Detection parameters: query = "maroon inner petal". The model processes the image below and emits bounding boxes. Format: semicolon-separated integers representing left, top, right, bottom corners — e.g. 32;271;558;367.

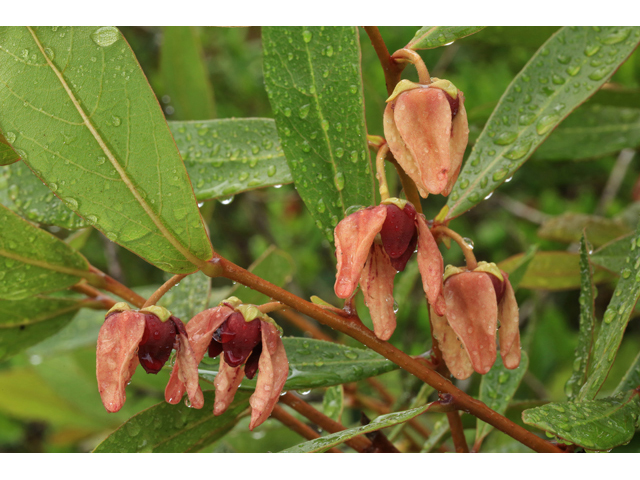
208;339;223;359
244;343;262;380
138;314;177;374
488;273;506;304
220;313;262;368
389;229;418;272
444;92;460;118
380;204;417;259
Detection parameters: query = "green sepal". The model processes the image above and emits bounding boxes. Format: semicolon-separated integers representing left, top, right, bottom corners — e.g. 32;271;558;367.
381;197;409;210
105;302;132;317
473;261;504;281
386;79;422;103
428;77;458;99
139;305;172;322
443;265;466;282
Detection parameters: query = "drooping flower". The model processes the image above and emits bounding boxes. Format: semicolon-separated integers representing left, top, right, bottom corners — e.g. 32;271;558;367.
431;262;521;380
96;303;200;413
384;79;469;197
165;297;288;430
334;198;444;340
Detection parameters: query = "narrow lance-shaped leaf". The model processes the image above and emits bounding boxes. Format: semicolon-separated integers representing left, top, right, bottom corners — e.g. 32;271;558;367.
0;131;20;166
322;385;344;422
578;221;640;400
0;27;213;273
263;26;375;242
94;391;250;453
198;338;399;391
565;235;597;401
614;351;640;395
505;244;538;293
169;119;291;201
446;27;640;220
590;233;633;274
522;390;640;451
281;401;436;453
0;204;91;300
535;104;640;161
160;26;215;121
406;27;485;50
475;352;529;449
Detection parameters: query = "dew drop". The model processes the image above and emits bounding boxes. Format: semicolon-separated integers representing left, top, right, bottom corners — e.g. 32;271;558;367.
536;114;560;135
493;131;517;145
493;168;509;182
267;165;277;177
584;44;601;57
334;172;345;191
219;195;234;205
462;237;474;249
326;45;334;57
518;113;536;125
91;26;119;47
302;30;312;43
321;119;329;131
566;65;581;76
601;28;631;45
459;178;469;189
5;132;16;143
588;67;612;81
283;107;292;117
504;141;532;160
44;47;54;60
298;104;310;119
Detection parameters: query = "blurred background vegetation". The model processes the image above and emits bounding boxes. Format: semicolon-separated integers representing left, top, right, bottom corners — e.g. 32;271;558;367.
1;26;639;452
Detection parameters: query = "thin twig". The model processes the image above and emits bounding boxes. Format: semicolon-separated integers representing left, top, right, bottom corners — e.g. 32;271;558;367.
143;273;188;308
271;405;342;453
71;282;117;309
376;144;391;201
363;26;403;96
391;49;431;84
595;148;635;216
88;265;146;308
431;226;478;270
446;411;469;453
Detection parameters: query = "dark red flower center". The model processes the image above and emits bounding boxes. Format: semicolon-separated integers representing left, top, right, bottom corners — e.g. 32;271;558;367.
444;92;460;118
208;312;262;376
488;273;506;304
380;203;418;272
138;314;178;374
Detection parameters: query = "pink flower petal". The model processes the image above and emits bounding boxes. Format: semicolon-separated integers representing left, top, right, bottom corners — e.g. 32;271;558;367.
444;272;497;375
214;357;245;416
249;321;289;430
334;206;387;299
498;275;521;369
165;306;234;405
172;317;204;409
359;243;397;341
96;311;146;413
442;94;469;196
383;101;429;198
430;307;474;380
416;214;444;311
394;88;452;195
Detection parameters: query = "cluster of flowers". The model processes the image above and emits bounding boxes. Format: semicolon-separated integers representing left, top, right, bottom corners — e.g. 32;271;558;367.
333;77;521;379
96;297;287;430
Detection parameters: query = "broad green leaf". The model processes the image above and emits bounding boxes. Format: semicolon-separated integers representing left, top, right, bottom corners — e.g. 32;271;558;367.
93;391;250;453
0;131;19;166
158;271;211;320
565;236;597;401
407;27;485;50
578;223;640;400
498;251;613;290
263;26;375;242
231;245;295;306
169;119;291;201
0;295;87;361
590;233;633;274
160;26;215;121
322;384;344;422
199;338;398;391
446;27;640;220
281;401;436;453
522;390;640;451
0;26;213;273
420;418;450;453
535;104;640;160
475;352;529;448
538;212;631;247
506;244;538;293
614;351;640;395
2;160;86;229
0;204;91;300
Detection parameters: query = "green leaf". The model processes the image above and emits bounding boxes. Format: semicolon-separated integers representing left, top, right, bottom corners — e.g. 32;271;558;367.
535;104;640;160
0;295;88;361
498;250;614;290
160;26;215;121
0;26;213;273
446;27;640;220
506;244;538;293
614;351;640;395
199;338;398;391
470;26;560;48
230;245;295;306
420;418;450;453
388;382;434;442
475;352;529;449
407;27;485;50
262;26;375;242
93;391;250;452
590;233;633;274
169;119;291;201
565;235;597;401
322;385;344;422
522;390;640;451
538;212;631;247
0;204;90;300
0;131;20;166
158;271;211;321
2;160;86;229
281;401;436;453
578;222;640;400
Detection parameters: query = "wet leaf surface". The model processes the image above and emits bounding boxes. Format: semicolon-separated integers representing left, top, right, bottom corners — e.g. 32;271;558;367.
407;27;485;50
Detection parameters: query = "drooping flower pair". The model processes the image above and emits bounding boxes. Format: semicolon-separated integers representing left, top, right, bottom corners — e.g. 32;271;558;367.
165;297;288;430
384;78;469;197
334;198;444;340
430;262;521;380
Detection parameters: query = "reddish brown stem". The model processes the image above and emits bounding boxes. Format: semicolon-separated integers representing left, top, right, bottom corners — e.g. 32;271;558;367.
431;226;478;270
447;411;470;453
201;256;562;453
143;273;188;308
271;405;342;453
363;26;404;96
257;301;287;314
88;265;146;308
280;392;372;453
71;282;118;310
